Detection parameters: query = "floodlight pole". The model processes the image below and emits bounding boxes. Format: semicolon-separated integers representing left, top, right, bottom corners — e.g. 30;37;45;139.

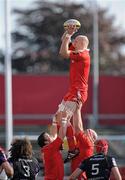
92;0;99;127
4;0;13;150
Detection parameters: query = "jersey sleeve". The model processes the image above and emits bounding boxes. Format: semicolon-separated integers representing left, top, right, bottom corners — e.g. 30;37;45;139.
70;50;90;62
108;156;118;168
79;159;87;171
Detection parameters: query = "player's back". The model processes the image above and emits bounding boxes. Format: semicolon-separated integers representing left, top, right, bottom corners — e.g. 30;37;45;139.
80;153;112;179
9;156;40;180
42;137;64;179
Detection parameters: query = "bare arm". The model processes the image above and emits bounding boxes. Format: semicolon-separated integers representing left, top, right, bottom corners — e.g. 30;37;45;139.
69;168;82;180
111;167;122;180
1;161;13;178
59;34;71;58
61;25;77;42
73;102;83;134
60;24;77;58
50;115;58;139
58;118;69;140
61;31;69;41
49;122;57;140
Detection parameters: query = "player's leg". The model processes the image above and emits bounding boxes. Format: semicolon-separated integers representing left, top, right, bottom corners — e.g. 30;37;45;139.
64;121;79;163
73;101;83;134
66;119;76;151
64;101;83;163
52;100;77;125
50;100;78;151
64;102;83;163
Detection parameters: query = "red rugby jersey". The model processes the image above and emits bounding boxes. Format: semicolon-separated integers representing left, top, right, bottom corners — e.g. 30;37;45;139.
41;137;64;180
63;49;90;103
69;49;90;91
71;131;94;179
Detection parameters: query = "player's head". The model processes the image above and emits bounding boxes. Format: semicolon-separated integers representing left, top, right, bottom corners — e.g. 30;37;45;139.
37;132;53;148
86;129;98;143
95;139;108;154
73;35;89;50
9;137;33;159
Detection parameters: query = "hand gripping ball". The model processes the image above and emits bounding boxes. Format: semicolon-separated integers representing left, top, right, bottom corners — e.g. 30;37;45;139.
63;19;81;30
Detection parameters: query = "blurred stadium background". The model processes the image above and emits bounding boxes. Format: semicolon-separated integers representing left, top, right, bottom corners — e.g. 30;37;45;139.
0;0;125;179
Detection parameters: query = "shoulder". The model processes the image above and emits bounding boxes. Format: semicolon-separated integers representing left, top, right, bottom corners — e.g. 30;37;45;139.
88;153;103;160
30;157;40;170
106;155;115;160
76;130;85;138
70;49;90;60
106;155;118;167
77;131;92;144
42;137;62;152
54;136;63;144
32;157;39;163
82;49;90;55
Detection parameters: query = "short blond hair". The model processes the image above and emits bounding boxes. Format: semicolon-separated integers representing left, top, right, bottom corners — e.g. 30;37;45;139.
78;35;89;46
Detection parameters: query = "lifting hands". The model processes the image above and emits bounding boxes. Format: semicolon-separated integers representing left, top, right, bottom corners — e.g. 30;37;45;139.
61;24;78;41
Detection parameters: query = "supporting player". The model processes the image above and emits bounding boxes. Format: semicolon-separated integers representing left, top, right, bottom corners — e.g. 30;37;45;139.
69;139;122;180
37;118;69;180
66;102;98;180
8;138;40;180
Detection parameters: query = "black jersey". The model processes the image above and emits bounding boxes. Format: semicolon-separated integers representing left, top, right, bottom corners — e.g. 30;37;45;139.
9;156;40;180
79;153;117;180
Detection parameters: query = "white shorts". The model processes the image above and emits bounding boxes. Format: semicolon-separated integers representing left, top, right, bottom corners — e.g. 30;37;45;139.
57;100;77;119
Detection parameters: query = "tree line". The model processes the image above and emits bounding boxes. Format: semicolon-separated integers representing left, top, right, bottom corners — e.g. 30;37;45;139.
1;0;125;75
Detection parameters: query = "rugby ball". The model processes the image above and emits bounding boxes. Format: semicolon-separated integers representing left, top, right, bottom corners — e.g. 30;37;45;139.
63;19;81;30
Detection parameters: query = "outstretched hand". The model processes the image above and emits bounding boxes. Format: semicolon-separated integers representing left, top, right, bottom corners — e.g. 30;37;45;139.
61;24;77;41
66;24;78;36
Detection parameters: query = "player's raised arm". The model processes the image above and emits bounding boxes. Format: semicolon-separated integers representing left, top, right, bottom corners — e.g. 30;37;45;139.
59;19;80;58
61;31;68;42
58;118;69;140
49;116;58;140
59;33;71;58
